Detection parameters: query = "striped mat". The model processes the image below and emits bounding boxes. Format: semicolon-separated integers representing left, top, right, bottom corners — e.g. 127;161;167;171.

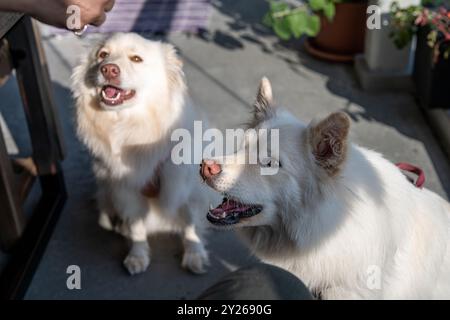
42;0;211;35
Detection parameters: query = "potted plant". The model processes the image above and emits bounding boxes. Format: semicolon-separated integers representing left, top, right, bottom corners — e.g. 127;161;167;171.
390;0;450;109
264;0;369;62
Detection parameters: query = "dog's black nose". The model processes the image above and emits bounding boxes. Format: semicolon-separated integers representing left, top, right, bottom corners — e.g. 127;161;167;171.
100;63;120;80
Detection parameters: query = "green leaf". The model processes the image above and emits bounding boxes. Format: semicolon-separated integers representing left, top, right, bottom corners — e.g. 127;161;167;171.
309;0;326;11
421;0;443;6
323;2;335;21
286;12;308;38
273;17;292;40
305;15;321;37
270;1;289;13
262;12;273;27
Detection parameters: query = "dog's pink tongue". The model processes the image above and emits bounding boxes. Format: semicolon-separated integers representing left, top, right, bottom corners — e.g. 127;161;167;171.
104;86;119;98
221;199;237;211
221;199;250;212
210;199;252;216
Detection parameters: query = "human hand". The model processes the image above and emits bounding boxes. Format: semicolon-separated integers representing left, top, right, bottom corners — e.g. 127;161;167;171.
0;0;115;29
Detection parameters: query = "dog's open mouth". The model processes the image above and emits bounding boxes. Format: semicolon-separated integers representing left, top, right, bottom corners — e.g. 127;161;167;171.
100;85;135;106
207;197;263;225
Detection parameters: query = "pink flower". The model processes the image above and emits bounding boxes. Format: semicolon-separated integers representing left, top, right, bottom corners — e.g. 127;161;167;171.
415;13;427;26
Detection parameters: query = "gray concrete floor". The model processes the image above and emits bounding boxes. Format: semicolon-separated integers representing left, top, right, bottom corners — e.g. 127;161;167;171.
1;0;449;299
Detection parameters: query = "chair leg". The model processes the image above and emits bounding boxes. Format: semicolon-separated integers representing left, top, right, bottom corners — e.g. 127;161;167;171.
0;128;25;251
0;168;66;299
0;16;67;299
6;16;65;175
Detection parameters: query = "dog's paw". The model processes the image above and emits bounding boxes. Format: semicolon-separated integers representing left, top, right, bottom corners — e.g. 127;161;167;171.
182;248;210;274
123;252;150;275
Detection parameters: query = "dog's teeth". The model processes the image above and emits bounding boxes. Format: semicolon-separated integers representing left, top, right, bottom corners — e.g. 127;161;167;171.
209;204;214;210
101;89;121;101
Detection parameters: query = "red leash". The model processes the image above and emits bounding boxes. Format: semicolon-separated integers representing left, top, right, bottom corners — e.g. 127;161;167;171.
396;162;425;188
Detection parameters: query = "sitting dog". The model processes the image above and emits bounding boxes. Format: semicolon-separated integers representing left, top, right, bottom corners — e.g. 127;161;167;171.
73;33;217;275
201;77;450;299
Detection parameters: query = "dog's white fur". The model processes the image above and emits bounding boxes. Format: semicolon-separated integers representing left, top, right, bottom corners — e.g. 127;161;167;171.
72;33;218;275
204;77;450;299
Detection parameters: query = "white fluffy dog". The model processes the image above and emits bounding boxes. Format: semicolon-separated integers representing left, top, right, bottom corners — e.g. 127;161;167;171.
201;77;450;299
73;33;217;275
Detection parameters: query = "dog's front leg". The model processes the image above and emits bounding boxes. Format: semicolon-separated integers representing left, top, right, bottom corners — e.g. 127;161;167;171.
123;218;151;275
181;224;209;274
96;177;121;233
110;183;151;275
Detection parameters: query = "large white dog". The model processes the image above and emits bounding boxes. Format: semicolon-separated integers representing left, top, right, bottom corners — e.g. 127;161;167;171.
73;33;217;275
201;77;450;299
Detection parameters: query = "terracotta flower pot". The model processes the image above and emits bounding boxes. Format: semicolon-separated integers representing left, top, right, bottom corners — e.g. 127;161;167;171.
305;2;368;62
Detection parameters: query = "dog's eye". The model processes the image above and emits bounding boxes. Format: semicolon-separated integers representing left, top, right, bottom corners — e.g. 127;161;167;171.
98;50;109;59
130;55;143;63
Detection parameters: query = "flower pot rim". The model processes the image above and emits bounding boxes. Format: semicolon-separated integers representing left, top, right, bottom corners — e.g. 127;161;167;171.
304;38;355;62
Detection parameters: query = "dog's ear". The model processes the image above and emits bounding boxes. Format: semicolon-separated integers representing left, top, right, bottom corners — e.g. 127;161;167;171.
308;112;350;176
253;77;274;122
163;44;185;92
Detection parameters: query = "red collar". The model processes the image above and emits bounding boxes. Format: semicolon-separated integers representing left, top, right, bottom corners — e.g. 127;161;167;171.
396;162;425;188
